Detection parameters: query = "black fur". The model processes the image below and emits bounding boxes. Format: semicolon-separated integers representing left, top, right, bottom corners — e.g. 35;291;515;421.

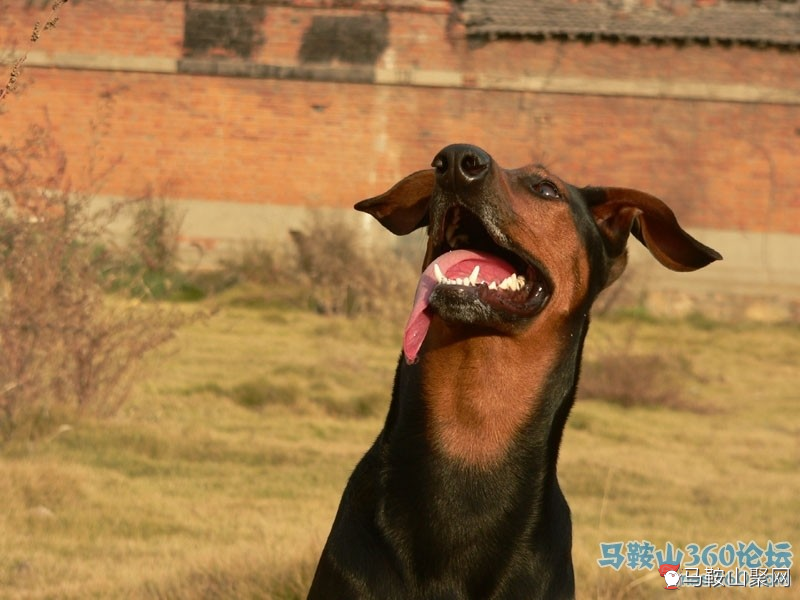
308;144;720;599
308;332;587;599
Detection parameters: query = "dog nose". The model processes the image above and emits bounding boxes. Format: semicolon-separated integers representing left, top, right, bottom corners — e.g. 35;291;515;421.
432;144;491;189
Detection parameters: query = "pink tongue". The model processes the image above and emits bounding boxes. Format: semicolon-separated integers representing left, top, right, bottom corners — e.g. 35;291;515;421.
402;250;516;364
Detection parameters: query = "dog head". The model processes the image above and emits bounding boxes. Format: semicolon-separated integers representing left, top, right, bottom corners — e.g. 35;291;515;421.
356;144;721;363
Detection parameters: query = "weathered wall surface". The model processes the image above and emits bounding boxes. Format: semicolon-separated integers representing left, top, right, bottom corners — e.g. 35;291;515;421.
1;0;798;318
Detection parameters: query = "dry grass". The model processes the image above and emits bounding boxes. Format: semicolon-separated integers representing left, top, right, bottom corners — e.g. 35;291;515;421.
570;316;799;598
0;303;797;598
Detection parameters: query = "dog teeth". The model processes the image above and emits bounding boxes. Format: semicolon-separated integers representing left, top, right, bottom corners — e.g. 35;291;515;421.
433;263;526;292
498;274;522;291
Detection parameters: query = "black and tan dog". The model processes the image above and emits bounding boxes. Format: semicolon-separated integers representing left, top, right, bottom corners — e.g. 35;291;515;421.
308;144;721;599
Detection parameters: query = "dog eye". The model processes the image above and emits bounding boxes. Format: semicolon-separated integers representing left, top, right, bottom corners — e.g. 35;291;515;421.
531;180;560;199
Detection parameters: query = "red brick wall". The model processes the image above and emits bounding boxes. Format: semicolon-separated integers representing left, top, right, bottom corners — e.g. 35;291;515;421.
2;0;184;57
1;0;798;234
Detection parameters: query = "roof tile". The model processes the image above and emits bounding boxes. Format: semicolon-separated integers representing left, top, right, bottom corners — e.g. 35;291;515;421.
461;0;800;47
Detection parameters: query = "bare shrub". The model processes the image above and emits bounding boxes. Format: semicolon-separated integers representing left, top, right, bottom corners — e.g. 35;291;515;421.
579;353;690;410
218;239;288;287
206;239;300;309
0;127;202;441
102;195;192;300
289;213;417;317
128;195;182;276
578;315;710;412
211;215;419;317
592;262;643;317
1;0;70;102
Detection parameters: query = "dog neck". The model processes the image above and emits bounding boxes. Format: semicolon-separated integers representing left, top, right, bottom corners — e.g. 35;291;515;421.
375;316;588;590
417;314;585;469
381;311;591;509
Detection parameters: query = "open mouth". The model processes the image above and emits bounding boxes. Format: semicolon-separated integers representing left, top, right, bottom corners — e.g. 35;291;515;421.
429;205;551;313
402;205;552;363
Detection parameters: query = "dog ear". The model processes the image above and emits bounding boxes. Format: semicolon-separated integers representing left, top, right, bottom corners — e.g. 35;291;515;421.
354;169;434;235
584;187;722;272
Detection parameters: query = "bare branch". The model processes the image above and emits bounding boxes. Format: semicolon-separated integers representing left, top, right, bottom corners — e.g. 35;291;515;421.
1;0;70;101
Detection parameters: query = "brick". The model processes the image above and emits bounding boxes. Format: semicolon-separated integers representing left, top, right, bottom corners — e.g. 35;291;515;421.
0;0;797;235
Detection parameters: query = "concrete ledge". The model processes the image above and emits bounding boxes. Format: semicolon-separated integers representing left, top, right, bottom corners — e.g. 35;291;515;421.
170;198;800;322
8;49;800;106
616;230;800;321
22;50;176;74
625;229;800;295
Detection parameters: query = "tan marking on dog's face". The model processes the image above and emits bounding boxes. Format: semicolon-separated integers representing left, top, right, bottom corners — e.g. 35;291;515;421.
502;165;591;317
421;163;592;468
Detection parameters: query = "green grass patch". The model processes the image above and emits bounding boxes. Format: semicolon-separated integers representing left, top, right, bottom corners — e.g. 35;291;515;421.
231;378;302;410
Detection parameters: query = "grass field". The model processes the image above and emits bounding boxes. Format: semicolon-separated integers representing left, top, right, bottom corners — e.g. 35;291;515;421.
0;291;797;599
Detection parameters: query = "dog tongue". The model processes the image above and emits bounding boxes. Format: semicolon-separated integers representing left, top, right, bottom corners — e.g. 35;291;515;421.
403;250;517;364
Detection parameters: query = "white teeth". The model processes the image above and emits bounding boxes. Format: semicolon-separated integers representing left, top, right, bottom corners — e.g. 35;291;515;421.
495;273;524;291
433;263;526;292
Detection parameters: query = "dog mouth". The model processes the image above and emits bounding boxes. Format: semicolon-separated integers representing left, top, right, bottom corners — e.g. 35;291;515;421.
402;205;552;363
431;206;551;310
